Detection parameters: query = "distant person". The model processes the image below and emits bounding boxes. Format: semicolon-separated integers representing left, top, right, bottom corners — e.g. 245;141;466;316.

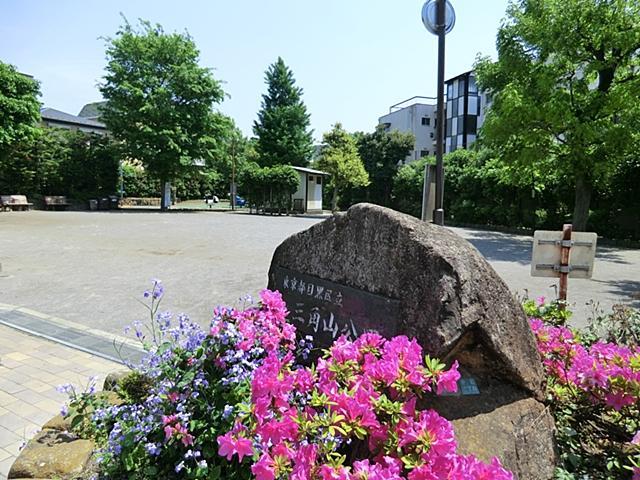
204;194;220;208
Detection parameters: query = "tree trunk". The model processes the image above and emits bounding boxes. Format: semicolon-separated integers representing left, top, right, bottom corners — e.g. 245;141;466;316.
572;174;592;231
332;186;338;212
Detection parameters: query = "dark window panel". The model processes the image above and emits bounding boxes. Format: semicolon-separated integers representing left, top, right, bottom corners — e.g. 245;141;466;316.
466;115;478;135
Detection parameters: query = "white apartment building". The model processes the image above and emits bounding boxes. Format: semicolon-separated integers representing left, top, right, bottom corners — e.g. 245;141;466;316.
378;96;438;164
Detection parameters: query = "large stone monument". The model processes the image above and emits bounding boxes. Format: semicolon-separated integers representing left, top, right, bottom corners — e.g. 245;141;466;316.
268;203;556;479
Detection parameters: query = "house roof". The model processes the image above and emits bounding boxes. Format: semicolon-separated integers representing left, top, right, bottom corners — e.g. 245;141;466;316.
291;166;329;176
78;101;106;119
40;108;106;129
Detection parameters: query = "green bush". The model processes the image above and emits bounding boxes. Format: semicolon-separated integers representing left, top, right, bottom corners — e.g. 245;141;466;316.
122;161;160;198
238;162;298;213
0;128;120;200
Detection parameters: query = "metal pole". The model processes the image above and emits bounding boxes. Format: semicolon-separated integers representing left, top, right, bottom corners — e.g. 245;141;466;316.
231;138;236;211
433;0;446;225
421;164;430;221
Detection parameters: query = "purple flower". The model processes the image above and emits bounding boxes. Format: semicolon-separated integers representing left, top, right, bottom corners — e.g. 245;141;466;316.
145;442;161;456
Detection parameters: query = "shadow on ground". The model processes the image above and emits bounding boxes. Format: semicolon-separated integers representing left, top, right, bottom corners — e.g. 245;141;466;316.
459;230;634;267
595;245;633;265
592;279;640;308
456;230;533;265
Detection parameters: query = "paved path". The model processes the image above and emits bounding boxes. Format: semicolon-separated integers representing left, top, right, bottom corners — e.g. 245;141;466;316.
1;211;639;331
0;325;119;479
0;210;322;335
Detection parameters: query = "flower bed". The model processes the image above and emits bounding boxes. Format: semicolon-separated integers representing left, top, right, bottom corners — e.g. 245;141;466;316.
525;298;640;480
60;281;513;479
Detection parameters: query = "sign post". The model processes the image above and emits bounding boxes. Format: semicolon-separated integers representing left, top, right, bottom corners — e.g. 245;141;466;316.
531;225;598;305
558;224;572;305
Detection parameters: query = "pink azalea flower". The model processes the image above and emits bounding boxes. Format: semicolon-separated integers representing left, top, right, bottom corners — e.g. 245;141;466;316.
251;453;276;480
217;432;253;462
436;360;460;395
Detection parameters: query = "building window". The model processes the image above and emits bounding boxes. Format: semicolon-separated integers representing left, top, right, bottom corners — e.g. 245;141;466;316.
447;83;453;99
316;176;322;185
308;176;314;182
468;76;478;93
421;117;431;126
466;115;478;135
457;116;464;135
420;150;429;157
467;95;478;115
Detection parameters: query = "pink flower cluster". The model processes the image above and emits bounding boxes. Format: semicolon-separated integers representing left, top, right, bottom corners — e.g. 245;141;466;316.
211;289;296;354
162;415;194;447
530;318;640;410
218;332;512;479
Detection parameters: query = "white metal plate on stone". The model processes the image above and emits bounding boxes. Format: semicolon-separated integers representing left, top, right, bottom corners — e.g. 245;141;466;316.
531;231;598;279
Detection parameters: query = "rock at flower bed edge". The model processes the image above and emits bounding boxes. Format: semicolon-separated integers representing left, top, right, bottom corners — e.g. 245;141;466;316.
8;389;124;479
8;430;94;479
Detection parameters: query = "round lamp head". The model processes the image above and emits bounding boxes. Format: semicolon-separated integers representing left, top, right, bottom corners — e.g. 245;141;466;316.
422;0;456;35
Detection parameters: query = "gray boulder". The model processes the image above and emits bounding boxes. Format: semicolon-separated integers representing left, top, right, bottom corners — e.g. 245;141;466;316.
268;203;556;479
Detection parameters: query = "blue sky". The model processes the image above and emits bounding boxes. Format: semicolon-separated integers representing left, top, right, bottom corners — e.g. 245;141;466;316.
1;0;510;141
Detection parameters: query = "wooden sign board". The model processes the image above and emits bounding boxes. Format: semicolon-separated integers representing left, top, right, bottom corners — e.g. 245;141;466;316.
531;230;597;279
272;266;401;348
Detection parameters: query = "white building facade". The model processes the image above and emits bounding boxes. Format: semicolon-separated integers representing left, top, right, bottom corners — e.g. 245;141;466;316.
291;166;327;214
378;97;438;164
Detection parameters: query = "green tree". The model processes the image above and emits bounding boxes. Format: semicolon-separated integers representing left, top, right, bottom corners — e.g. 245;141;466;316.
392;157;430;218
355;126;414;207
0;128;68;196
475;0;640;230
99;19;226;210
253;57;314;167
317;123;369;211
59;131;120;200
237;162;298;214
0;61;41;151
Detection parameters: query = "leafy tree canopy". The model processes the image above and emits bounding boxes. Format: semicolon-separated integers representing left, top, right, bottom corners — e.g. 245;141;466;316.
99;19;227;208
0;61;41;150
355;126;414;207
475;0;640;230
317;123;369;211
253;57;314;167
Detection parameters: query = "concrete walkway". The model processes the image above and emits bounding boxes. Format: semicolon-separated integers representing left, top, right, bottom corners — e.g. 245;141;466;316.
0;324;120;479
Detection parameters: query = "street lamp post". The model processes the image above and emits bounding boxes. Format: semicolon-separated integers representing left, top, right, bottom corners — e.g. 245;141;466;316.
422;0;455;226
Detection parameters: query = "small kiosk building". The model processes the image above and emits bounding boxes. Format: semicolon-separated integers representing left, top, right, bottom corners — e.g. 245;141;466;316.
291;166;329;214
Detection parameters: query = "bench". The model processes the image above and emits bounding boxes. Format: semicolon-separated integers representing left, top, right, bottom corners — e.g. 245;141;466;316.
44;195;70;211
0;195;33;212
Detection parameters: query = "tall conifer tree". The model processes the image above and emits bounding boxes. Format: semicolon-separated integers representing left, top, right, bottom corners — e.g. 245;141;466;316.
253;57;313;167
